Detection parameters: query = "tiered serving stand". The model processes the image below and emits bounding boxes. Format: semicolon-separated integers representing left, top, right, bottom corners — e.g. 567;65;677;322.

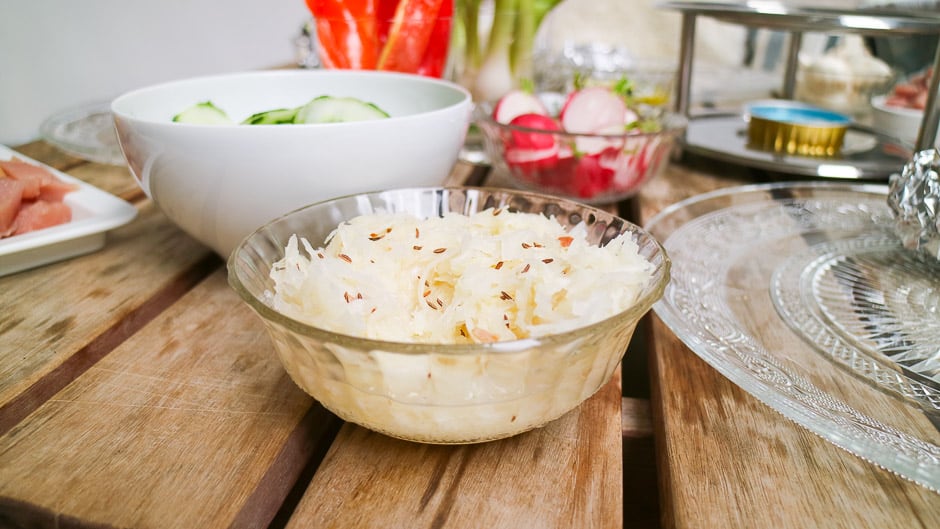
660;1;940;179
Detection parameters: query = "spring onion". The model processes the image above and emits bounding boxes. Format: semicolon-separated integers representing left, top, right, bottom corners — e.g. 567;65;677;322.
455;0;563;101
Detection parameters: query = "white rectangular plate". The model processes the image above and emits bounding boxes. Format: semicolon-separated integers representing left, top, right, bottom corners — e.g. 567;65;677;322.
0;144;137;276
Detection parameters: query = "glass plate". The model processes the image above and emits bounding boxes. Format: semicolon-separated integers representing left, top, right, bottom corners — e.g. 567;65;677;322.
645;181;940;492
40;102;124;166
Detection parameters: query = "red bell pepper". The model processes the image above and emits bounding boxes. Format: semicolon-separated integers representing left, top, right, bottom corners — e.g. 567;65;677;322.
376;0;401;53
305;0;451;77
376;0;446;74
416;0;453;77
306;0;380;69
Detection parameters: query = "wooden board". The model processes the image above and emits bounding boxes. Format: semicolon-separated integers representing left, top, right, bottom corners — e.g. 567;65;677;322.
0;271;333;529
286;370;624;529
0;202;217;432
0;146;630;529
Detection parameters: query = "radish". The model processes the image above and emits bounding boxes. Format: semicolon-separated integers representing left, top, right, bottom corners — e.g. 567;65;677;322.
503;114;561;172
559;86;628;133
572;153;615;199
506;145;559;164
493;90;549;124
505;144;560;174
490;83;664;201
508;113;560;150
573;122;626;155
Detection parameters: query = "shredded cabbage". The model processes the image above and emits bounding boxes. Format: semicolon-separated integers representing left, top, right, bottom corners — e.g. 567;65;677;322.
270;208;652;343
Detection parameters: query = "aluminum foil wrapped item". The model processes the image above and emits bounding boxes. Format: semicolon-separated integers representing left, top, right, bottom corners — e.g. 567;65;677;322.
887;148;940;260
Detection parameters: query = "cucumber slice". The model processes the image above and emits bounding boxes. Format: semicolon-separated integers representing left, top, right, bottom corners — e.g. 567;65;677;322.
241;107;299;125
172;101;233;125
294;96;390;124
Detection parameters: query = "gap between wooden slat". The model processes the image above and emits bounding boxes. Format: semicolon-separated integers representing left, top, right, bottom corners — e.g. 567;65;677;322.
231;405;344;529
0;254;221;436
265;411;344;529
622;397;653;438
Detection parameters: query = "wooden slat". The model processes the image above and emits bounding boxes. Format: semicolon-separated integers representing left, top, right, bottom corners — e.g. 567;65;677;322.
286;370;623;529
9;142;88;172
0;270;335;529
0;202;216;432
637;162;940;529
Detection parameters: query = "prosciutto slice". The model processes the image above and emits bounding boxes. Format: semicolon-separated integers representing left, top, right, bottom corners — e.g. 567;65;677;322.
0;157;79;239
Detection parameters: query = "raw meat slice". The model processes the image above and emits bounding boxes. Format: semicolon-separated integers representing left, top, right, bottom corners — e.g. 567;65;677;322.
12;200;72;235
38;175;80;202
0;159;52;199
0;178;24;235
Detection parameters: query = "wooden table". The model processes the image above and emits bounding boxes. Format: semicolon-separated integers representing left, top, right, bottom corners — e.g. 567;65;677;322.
0;141;937;529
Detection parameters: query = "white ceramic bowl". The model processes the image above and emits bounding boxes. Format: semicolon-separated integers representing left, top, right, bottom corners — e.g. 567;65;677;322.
871;94;926;147
111;70;472;257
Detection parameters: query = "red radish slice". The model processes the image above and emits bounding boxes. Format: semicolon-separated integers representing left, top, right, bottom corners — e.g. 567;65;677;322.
559;87;628;133
574;123;626;155
506;145;559;165
623;107;639;126
557;142;575;160
572;153;615;199
505;140;560;173
508;113;560;150
493;90;549;124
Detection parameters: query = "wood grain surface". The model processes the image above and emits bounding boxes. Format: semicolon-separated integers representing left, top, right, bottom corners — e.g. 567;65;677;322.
0;271;330;529
0;203;217;433
9;133;934;529
0;143;632;529
0;146;216;433
286;370;624;529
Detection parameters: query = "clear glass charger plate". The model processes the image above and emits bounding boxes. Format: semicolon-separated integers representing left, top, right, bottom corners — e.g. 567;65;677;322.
645;181;940;492
40;102;124;166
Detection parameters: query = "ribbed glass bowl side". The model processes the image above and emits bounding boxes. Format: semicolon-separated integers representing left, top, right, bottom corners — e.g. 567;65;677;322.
228;186;669;444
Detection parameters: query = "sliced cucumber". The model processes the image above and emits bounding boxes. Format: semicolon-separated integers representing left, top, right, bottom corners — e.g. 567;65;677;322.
172;101;233;125
294;96;390;124
241;107;299;125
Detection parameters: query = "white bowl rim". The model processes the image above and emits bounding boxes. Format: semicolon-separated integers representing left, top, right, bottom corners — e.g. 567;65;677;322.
110;69;472;127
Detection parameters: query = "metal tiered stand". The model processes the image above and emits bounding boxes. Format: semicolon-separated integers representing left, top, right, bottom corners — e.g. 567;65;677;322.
660;1;940;179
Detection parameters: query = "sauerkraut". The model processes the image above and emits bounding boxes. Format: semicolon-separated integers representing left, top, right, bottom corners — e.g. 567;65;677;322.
270;208;652;343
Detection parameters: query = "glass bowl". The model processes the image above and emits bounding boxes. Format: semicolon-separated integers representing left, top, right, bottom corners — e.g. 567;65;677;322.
227;187;670;444
475;103;686;204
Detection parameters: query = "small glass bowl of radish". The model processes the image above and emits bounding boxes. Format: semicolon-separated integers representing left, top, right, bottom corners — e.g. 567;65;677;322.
475;85;686;204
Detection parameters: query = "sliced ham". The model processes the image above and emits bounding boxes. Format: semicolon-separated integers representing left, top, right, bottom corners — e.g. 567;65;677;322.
0;178;24;236
0;159;50;199
0;159;78;201
38;175;80;202
0;157;78;239
12;200;72;236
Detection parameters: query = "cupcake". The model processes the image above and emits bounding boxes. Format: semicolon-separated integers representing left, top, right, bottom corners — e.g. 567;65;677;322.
796;36;894;115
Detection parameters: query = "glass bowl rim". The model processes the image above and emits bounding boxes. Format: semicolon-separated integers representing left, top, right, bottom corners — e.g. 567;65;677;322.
473;102;688;139
227;185;671;355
